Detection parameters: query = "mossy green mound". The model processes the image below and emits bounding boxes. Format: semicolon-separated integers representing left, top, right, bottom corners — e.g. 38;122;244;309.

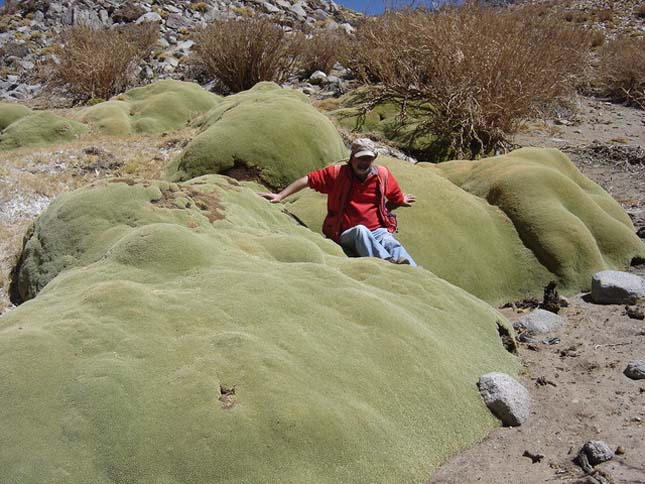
0;102;32;130
0;111;88;150
166;82;348;188
77;80;222;136
288;148;644;304
4;176;518;484
322;90;445;160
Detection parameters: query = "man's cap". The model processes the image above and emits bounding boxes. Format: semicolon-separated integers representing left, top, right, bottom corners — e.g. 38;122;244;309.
350;138;378;159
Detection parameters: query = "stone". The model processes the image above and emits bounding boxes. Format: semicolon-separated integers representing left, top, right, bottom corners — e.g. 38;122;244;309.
624;361;645;380
288;2;307;18
166;13;191;29
309;70;327;85
135;12;162;24
591;270;645;305
32;10;45;22
514;308;565;335
478;372;530;426
262;2;280;13
581;441;614;465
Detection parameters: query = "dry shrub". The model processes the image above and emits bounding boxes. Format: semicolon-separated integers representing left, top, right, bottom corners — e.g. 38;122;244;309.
44;23;158;102
593;8;613;22
635;5;645;18
589;28;605;48
348;5;590;158
297;31;350;77
192;17;301;93
598;36;645;109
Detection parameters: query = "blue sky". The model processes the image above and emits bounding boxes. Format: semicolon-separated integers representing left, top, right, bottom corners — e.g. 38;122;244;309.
336;0;439;15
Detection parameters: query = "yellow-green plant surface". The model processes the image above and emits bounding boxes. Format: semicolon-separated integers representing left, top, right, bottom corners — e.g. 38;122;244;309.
0;101;32;130
322;90;440;158
288;148;644;304
0;111;88;150
166;82;348;188
77;80;222;136
2;176;517;484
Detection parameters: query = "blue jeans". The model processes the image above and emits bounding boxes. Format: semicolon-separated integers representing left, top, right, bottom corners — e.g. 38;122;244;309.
339;225;417;266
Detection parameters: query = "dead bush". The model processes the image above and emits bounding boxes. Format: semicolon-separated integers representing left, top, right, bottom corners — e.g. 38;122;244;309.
598;36;645;109
112;1;146;23
347;5;590;159
192;17;301;93
43;23;158;102
297;31;350;77
635;5;645;18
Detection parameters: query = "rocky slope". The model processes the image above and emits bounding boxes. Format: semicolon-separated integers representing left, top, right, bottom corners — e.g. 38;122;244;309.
0;0;360;101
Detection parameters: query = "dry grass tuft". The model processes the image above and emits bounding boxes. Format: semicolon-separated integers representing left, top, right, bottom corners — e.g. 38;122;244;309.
296;31;350;77
41;23;158;102
346;4;590;159
191;17;301;93
598;36;645;109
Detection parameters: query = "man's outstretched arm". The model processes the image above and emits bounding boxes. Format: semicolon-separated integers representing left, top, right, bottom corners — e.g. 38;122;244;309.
258;176;309;203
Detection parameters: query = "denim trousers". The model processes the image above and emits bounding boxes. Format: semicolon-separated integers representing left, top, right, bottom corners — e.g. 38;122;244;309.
339;225;417;266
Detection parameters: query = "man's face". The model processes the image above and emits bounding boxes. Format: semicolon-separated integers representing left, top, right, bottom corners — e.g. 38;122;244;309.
350;155;376;180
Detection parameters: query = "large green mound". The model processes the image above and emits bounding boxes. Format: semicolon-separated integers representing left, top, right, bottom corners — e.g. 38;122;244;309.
3;176;518;484
0;102;32;130
0;111;88;150
77;80;222;136
288;148;644;303
166;82;348;188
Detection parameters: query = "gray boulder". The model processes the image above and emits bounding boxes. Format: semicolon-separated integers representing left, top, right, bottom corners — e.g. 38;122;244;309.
581;440;614;465
136;12;163;24
478;372;530;426
514;308;565;335
624;360;645;380
591;270;645;304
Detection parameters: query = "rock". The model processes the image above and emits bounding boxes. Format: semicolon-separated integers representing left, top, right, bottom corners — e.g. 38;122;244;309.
478;372;530;426
309;70;327;85
624;361;645;380
514;309;565;335
262;2;280;13
638;227;645;239
166;13;191;30
591;270;645;305
135;12;162;24
626;305;645;320
581;440;614;465
288;2;307;18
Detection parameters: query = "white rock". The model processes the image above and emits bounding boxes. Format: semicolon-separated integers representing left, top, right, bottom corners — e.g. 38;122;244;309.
135;12;162;24
514;309;565;335
309;70;327;85
262;2;280;13
591;270;645;305
478;372;530;426
581;441;614;465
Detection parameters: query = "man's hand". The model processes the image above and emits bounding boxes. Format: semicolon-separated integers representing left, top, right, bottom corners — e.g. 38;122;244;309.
258;192;282;203
401;194;416;207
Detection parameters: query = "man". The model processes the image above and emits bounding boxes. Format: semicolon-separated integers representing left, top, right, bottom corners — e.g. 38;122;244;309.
260;138;417;266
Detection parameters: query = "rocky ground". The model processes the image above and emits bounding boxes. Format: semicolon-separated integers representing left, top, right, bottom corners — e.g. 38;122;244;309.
431;99;645;484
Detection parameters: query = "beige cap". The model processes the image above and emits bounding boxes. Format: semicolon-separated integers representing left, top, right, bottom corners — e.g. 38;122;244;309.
350;138;378;159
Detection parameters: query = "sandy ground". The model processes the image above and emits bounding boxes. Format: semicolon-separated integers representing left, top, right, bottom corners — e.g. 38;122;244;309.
430;98;645;484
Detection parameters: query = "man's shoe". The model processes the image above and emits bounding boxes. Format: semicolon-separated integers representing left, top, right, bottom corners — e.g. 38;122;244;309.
394;258;410;265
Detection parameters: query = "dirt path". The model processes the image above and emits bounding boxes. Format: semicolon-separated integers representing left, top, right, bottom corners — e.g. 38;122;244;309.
430;98;645;484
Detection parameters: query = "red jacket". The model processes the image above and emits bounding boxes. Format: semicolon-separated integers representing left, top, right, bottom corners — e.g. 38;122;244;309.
308;164;405;243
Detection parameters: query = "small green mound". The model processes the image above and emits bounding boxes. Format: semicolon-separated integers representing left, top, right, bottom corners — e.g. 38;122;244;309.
3;176;518;484
0;102;32;130
322;90;447;160
166;82;348;188
288;148;645;303
0;111;88;150
77;80;222;136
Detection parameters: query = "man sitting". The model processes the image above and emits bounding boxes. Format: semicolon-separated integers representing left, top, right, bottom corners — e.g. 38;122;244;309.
259;138;417;266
